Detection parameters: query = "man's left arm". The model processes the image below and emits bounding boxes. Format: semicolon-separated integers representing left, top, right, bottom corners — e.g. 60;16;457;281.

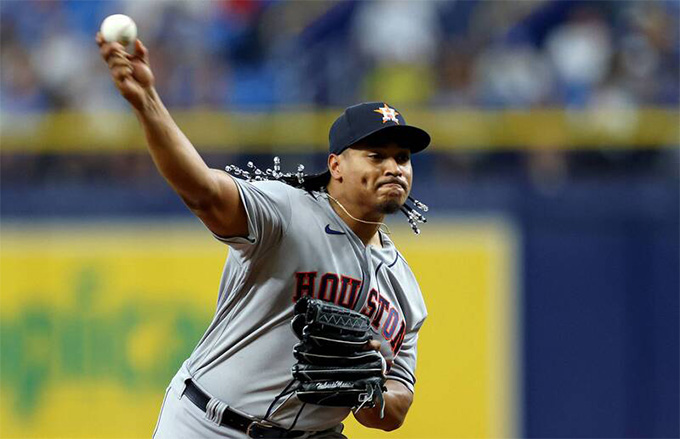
353;379;413;431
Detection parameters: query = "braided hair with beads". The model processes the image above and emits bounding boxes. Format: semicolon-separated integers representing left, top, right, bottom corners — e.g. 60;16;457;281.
224;157;429;235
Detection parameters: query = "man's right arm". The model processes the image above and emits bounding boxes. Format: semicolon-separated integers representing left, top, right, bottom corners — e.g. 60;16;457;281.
97;34;247;238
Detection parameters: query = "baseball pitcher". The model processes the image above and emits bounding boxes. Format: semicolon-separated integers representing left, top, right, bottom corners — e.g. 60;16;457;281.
98;34;430;439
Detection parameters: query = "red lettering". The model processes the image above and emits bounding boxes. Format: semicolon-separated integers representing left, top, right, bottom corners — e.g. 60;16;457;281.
362;288;379;319
382;308;399;339
372;295;390;329
339;275;362;307
318;273;339;303
390;321;407;354
293;272;317;302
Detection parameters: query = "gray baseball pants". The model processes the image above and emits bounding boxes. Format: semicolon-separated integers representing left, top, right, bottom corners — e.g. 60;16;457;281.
152;363;347;439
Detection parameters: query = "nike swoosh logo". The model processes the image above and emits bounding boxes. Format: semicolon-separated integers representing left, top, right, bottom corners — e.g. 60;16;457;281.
325;224;346;235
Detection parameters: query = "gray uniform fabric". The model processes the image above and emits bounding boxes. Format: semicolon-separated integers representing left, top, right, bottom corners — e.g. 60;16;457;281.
153;361;347;439
153;178;427;437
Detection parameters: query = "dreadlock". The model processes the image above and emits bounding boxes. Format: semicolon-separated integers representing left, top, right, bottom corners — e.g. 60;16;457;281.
224;157;428;234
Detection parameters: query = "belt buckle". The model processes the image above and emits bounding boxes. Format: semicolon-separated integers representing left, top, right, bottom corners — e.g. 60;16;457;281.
246;421;305;439
246;421;279;438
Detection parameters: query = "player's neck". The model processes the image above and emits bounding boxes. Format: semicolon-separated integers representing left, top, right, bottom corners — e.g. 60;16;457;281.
326;191;384;247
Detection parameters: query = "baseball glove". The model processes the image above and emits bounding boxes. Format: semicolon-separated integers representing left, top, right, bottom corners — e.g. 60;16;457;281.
290;296;387;416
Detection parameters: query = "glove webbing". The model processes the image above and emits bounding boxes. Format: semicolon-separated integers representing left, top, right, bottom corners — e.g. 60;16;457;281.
353;379;385;419
261;379;308;432
262;380;319;432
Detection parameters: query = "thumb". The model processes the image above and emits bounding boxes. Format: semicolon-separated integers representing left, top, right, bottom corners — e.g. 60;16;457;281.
134;39;148;63
363;339;381;351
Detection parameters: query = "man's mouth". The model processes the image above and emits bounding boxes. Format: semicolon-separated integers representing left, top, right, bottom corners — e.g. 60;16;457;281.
381;183;404;190
378;180;407;191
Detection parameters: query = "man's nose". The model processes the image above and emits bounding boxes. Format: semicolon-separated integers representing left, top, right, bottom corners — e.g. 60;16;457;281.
384;157;402;176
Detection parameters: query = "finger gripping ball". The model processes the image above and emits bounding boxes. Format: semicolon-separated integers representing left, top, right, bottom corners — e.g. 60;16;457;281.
100;14;137;46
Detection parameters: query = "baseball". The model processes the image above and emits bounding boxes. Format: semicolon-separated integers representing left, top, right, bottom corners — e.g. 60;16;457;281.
100;14;137;46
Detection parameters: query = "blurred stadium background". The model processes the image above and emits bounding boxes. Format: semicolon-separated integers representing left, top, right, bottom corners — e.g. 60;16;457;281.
1;0;678;438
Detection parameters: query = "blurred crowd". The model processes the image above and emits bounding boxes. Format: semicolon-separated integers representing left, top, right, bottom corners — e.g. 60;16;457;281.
1;0;678;214
2;0;679;112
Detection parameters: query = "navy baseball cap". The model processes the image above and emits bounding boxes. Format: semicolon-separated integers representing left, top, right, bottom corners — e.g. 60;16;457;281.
299;102;431;190
329;102;431;155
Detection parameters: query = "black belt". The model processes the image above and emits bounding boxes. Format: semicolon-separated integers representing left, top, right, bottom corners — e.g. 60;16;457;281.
183;379;307;438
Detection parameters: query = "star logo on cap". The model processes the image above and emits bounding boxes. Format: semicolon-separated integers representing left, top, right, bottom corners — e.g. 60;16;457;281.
374;104;400;124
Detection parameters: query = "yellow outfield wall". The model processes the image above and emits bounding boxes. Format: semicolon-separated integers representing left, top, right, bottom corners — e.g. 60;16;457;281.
0;219;519;439
1;108;677;152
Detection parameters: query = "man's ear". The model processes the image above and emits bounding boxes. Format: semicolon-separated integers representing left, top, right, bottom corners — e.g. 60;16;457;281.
328;154;342;182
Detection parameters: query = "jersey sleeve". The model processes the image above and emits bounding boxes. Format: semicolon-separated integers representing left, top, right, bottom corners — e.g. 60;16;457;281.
386;317;425;393
212;178;293;255
382;251;427;393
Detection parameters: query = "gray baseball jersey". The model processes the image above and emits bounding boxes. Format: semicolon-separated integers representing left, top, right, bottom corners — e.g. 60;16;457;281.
157;177;427;435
